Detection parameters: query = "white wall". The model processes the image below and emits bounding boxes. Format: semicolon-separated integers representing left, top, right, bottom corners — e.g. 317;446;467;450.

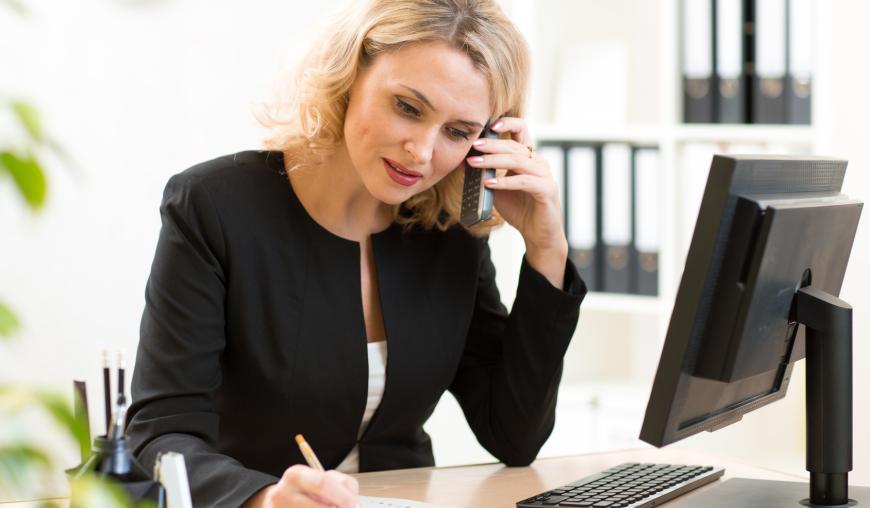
0;0;345;434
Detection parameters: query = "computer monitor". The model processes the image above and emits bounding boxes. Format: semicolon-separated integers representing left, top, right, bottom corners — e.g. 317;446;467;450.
639;155;867;506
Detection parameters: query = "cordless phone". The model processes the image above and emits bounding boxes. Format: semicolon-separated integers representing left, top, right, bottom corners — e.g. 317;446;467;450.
460;126;499;228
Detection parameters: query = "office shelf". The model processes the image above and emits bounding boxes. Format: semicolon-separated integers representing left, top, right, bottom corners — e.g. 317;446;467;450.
503;0;823;381
532;124;664;146
581;292;662;316
671;124;817;144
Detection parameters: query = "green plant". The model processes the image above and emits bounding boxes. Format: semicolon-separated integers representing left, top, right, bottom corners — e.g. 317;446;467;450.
0;99;49;340
1;4;140;506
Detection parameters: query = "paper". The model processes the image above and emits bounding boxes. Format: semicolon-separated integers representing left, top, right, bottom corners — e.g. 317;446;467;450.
359;495;450;508
157;452;193;508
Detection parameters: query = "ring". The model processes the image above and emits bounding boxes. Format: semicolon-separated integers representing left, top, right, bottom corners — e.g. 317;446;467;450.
526;145;535;159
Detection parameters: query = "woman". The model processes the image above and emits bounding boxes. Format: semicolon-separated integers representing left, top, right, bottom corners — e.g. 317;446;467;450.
126;0;586;506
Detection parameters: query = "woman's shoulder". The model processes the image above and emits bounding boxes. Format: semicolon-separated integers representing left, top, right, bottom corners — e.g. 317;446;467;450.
170;150;286;190
163;150;291;207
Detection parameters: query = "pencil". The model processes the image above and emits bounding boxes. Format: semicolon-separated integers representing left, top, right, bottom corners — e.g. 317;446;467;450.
295;434;324;472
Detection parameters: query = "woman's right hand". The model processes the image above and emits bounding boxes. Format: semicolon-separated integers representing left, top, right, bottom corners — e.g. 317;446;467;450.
244;465;361;508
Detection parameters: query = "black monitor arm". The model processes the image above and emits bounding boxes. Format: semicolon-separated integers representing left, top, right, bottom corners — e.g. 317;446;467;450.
795;285;853;507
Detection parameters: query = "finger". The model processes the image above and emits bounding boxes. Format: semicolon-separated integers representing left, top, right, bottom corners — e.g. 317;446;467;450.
470;136;530;157
484;173;554;197
283;466;359;508
291;491;333;508
466;153;544;176
265;483;324;508
339;474;360;495
489;117;531;144
323;470;360;506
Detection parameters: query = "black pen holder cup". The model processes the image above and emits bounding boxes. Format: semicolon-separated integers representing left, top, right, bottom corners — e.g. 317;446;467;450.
66;435;165;507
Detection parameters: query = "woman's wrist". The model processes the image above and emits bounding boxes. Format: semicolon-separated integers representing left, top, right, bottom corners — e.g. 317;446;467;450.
524;236;569;290
243;485;274;508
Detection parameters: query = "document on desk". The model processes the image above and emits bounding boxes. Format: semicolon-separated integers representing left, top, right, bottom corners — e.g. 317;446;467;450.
360;495;449;508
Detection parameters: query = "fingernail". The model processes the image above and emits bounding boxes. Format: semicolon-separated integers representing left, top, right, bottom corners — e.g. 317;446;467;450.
485;178;497;186
472;138;486;147
468;156;484;164
491;120;504;130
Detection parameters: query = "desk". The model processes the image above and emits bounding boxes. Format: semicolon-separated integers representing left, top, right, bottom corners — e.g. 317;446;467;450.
0;447;807;507
356;447;806;508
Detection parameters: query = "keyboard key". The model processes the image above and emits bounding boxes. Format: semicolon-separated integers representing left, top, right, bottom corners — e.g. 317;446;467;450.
541;495;568;505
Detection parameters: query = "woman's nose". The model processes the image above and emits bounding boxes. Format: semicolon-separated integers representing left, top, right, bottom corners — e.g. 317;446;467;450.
403;126;438;165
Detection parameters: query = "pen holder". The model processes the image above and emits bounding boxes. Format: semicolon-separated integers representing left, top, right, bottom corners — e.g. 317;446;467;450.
66;435;165;507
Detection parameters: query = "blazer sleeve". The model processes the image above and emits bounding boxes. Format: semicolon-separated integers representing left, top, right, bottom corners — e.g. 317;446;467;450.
125;173;278;507
448;238;587;466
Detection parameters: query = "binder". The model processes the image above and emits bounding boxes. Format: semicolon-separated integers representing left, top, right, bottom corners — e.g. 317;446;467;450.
566;145;598;291
678;143;717;258
601;143;632;294
715;0;746;123
786;0;812;124
632;148;660;296
539;144;565;212
752;0;787;123
682;0;715;123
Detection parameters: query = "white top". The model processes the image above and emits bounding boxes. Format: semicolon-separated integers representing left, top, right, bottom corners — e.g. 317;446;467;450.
336;340;388;473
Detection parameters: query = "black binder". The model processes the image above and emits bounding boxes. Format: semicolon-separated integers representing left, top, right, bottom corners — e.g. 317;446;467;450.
683;0;715;123
565;144;599;292
715;0;747;123
785;0;812;124
631;147;660;296
751;0;787;124
601;143;632;294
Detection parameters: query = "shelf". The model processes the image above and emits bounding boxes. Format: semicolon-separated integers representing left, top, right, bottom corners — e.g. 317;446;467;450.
581;292;663;315
533;123;817;146
671;124;817;144
532;124;663;146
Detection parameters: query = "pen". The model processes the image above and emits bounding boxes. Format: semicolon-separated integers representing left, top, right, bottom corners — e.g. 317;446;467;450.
117;349;126;401
294;434;324;472
102;349;111;434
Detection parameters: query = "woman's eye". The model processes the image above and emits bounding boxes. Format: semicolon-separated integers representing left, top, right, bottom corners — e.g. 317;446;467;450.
395;99;420;117
448;128;471;140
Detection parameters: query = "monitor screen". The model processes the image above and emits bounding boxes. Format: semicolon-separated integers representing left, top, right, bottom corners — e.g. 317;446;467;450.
640;154;862;447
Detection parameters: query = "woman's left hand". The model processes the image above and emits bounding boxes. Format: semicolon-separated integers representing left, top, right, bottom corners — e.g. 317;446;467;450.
465;117;569;286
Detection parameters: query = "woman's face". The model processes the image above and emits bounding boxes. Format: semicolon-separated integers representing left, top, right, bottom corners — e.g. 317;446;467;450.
343;41;492;205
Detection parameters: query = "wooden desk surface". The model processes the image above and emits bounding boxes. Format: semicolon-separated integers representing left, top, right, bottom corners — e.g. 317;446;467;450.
355;447;807;508
0;447;806;507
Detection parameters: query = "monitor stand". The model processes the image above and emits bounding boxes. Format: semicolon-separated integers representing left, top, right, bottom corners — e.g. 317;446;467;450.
672;286;868;507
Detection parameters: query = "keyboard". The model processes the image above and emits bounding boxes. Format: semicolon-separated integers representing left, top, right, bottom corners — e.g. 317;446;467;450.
516;462;725;507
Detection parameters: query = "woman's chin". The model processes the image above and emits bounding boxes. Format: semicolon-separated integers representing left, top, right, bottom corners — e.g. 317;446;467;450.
370;183;419;206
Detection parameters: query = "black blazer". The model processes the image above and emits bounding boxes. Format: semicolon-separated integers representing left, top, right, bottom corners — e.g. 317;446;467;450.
126;151;586;507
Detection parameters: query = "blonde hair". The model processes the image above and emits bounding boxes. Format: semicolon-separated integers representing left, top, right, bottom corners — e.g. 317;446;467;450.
260;0;530;236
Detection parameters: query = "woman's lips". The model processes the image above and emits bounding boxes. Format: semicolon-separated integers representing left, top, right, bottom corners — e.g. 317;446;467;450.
383;158;421;186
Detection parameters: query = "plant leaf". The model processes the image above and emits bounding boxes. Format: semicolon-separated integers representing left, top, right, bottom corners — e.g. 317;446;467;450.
1;0;28;15
0;301;21;338
70;474;135;508
10;101;43;143
0;151;47;209
0;445;52;494
0;445;52;468
34;391;90;462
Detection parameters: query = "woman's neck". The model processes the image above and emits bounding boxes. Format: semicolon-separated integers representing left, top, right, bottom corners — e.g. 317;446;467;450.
288;143;394;242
